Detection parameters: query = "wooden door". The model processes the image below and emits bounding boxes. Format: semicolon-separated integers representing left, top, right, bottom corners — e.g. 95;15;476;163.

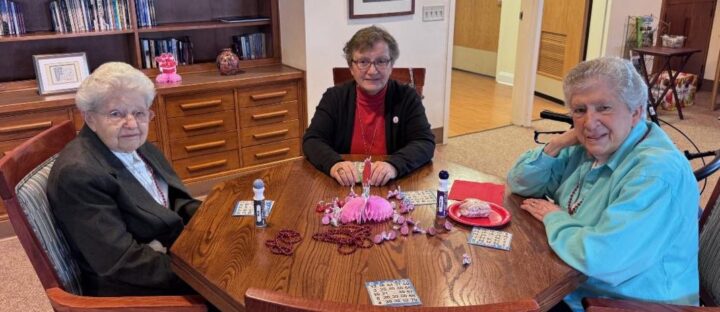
535;0;590;100
659;0;716;84
453;0;501;76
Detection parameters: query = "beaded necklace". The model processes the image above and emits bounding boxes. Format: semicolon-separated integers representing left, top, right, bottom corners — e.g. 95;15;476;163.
138;154;167;208
566;125;652;215
357;114;379;156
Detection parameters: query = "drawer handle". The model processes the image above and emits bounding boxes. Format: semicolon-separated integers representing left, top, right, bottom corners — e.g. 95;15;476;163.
252;110;288;120
186;159;228;172
184;140;227;152
180;100;222;110
250;91;288;101
253;129;289;140
182;120;224;131
255;148;290;159
0;121;53;134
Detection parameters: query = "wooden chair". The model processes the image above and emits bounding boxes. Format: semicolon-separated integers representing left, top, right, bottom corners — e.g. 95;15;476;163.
245;287;540;312
583;178;720;311
0;120;206;312
332;67;426;96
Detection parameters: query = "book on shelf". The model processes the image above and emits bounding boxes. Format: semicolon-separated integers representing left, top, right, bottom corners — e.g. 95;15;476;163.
232;32;267;60
48;0;130;33
218;15;269;23
140;36;193;69
0;0;26;35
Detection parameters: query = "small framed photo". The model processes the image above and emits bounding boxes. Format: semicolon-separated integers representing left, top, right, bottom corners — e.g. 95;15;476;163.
33;52;90;95
349;0;415;19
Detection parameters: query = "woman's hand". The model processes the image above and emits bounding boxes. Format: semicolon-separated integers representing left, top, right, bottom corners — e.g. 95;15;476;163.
370;161;397;186
520;198;561;221
330;161;358;186
543;128;580;157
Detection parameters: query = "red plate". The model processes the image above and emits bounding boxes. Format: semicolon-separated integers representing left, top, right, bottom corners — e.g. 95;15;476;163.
448;201;511;227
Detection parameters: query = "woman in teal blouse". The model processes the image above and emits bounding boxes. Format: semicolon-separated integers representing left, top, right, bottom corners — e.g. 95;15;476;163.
508;57;699;311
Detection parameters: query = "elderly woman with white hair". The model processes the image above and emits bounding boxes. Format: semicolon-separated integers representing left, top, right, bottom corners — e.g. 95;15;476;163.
47;62;200;296
508;57;699;311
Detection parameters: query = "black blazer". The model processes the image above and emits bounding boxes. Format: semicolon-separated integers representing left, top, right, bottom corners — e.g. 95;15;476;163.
302;80;435;178
47;126;200;296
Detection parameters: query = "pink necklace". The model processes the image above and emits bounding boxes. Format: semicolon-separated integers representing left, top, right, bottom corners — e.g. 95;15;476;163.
138;154;168;208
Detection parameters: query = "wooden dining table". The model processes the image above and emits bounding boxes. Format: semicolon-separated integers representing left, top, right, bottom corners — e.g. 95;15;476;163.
170;157;585;311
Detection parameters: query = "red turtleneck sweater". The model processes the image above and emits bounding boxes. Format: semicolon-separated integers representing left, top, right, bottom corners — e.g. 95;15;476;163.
350;86;387;156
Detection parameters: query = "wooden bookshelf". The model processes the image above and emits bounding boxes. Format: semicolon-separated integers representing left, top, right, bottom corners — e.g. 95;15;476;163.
0;0;281;82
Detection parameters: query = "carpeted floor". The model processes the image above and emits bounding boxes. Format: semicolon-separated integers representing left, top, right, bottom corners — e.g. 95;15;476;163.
1;92;718;311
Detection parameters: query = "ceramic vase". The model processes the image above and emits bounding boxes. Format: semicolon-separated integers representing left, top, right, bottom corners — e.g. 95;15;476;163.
216;48;241;75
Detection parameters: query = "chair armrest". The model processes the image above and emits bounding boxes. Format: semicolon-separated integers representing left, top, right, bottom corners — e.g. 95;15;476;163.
46;287;207;312
583;297;717;312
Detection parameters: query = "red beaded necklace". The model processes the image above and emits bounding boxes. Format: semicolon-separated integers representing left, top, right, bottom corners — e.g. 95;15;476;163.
138;154;167;208
265;230;303;256
312;224;373;255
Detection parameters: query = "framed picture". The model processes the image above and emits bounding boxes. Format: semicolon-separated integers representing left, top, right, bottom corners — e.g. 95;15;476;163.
349;0;415;19
33;52;90;95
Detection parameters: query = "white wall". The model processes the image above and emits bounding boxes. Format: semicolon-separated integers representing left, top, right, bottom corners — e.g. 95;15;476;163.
603;0;662;57
495;0;520;85
279;0;453;131
705;3;720;80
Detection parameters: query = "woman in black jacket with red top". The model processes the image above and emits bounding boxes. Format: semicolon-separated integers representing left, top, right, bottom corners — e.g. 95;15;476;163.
303;25;435;186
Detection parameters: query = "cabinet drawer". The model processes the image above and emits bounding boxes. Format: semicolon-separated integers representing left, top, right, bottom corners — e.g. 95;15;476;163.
237;82;298;108
164;90;234;117
167;111;237;139
241;120;300;147
72;109;159;142
0;109;70;142
239;101;298;128
173;150;240;180
241;138;300;167
170;131;238;161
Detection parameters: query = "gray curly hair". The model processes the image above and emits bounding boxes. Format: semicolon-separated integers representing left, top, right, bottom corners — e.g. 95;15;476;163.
343;25;399;66
75;62;155;112
563;57;648;119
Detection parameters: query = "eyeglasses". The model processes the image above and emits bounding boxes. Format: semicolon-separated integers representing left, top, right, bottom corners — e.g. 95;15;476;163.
351;58;392;70
94;109;155;124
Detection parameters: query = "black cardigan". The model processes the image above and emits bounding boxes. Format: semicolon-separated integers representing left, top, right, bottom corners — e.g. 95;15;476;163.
302;80;435;178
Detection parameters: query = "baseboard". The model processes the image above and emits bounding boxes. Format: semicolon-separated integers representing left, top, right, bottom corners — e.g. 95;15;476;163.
496;71;514;86
432;127;444;144
0;219;14;239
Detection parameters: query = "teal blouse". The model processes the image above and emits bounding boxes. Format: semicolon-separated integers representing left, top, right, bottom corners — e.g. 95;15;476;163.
508;121;699;311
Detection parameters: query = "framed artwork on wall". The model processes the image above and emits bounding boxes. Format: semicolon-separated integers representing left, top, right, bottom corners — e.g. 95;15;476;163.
33;52;90;95
349;0;415;19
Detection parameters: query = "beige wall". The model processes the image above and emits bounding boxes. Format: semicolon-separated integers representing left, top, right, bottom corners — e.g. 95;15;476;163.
279;0;454;131
705;2;720;80
495;0;521;85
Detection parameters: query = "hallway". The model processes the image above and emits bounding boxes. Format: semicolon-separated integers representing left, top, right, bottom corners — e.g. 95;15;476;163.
449;69;566;137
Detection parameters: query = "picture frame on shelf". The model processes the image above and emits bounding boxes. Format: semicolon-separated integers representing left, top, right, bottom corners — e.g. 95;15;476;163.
33;52;90;95
349;0;415;19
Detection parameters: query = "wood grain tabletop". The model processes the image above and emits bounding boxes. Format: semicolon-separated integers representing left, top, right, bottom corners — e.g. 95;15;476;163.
170;158;585;311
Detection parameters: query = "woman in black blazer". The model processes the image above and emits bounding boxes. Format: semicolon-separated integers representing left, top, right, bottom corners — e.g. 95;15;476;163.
47;62;200;296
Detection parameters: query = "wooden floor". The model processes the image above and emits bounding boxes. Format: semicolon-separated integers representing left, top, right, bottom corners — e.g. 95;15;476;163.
449;69;567;137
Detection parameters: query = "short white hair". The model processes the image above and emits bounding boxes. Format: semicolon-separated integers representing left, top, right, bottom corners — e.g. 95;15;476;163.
75;62;155;112
563;57;648;119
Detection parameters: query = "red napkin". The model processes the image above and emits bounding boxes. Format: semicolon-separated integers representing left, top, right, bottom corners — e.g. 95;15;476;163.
448;180;505;206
